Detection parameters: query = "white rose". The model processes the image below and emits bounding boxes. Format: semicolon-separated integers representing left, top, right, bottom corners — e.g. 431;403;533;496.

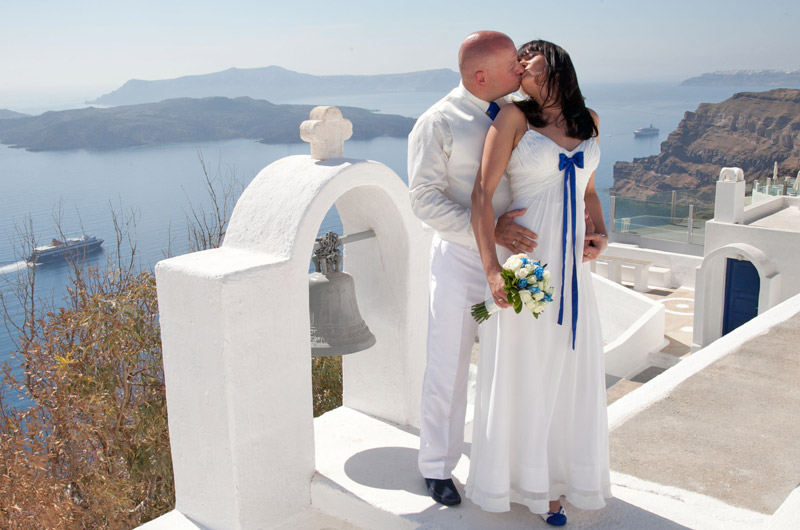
519;289;536;311
542;270;551;281
503;255;523;271
516;267;531;279
534;291;544;301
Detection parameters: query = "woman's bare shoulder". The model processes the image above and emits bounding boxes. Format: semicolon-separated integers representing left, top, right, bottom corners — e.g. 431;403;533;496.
498;102;524;119
495;103;527;134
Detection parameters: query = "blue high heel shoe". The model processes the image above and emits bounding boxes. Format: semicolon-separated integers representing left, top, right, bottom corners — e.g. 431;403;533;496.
539;506;567;526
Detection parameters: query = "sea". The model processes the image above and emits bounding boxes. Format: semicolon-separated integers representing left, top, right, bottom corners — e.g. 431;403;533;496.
0;82;780;371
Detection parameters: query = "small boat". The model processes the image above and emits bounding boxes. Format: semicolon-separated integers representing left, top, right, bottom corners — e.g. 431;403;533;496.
26;235;104;263
634;124;659;137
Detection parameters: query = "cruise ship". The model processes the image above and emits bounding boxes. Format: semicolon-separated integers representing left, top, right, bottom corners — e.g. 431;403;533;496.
634;124;660;137
26;235;104;263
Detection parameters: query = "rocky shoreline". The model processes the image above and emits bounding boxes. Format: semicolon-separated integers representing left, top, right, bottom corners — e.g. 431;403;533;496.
613;89;800;202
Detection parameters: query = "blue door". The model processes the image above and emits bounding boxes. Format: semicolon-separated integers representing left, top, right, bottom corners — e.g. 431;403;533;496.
722;259;760;335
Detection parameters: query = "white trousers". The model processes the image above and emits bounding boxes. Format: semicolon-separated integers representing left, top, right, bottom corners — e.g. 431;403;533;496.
419;235;488;479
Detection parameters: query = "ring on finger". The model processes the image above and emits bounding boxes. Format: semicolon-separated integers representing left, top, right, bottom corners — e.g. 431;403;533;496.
512;239;517;246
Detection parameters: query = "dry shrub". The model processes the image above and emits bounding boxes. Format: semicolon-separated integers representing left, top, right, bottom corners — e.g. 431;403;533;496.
311;356;342;417
1;263;173;529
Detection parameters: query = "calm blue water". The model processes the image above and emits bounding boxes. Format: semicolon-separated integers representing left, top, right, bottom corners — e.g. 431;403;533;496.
0;82;775;368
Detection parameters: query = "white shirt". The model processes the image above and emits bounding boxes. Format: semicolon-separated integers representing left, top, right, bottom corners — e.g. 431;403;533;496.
408;83;513;249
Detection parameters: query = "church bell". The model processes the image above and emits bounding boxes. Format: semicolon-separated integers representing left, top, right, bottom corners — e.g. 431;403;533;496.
309;232;376;357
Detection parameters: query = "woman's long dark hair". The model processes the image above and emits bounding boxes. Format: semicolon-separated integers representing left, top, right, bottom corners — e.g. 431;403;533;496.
515;40;597;141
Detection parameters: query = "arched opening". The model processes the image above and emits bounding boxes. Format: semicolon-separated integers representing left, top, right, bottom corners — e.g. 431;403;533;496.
722;258;760;335
694;243;778;349
309;204;346;417
306;180;415;417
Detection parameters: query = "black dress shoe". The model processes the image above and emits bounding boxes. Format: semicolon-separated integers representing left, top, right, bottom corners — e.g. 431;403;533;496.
425;477;461;506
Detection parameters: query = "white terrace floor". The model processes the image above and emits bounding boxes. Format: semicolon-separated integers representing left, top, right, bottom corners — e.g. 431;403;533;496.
305;287;800;530
142;285;800;530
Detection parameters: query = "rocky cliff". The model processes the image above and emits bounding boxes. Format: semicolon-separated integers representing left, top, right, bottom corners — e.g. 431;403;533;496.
613;89;800;202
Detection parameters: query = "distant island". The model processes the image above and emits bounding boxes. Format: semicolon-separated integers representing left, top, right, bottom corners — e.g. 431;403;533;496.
0;97;415;152
88;65;460;106
613;89;800;202
0;109;29;120
680;70;800;87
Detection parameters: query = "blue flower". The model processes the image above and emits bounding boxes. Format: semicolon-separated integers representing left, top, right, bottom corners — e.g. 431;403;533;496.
516;278;528;289
521;257;530;266
543;293;553;302
527;285;540;294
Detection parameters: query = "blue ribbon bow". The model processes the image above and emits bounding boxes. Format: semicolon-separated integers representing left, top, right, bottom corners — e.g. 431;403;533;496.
486;101;500;120
557;151;584;350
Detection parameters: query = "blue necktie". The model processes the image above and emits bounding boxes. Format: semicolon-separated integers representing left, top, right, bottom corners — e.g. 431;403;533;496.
486;101;500;120
557;151;584;350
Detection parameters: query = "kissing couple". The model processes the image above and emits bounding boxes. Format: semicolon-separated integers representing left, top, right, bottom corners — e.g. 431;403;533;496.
408;30;612;527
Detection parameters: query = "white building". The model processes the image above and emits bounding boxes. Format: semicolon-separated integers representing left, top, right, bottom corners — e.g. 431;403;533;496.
694;167;800;349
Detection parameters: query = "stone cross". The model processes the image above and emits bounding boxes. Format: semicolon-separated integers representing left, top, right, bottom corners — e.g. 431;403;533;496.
300;106;353;160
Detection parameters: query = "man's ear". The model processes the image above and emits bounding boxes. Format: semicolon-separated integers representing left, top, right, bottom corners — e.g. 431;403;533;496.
474;70;487;87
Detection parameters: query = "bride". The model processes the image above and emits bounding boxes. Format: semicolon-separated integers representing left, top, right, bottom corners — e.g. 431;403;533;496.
466;40;612;526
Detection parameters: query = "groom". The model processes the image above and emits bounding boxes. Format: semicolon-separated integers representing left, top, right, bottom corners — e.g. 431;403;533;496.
408;31;537;506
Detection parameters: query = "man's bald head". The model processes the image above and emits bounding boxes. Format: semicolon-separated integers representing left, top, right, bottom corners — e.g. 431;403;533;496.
458;31;515;78
458;31;522;101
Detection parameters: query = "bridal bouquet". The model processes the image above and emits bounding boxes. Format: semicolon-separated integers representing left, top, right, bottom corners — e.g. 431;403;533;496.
471;253;554;323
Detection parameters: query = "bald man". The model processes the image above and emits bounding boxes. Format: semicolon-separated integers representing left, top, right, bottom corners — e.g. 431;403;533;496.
408;31;537;506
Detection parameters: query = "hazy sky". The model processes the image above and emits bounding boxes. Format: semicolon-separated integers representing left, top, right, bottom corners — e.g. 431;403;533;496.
2;0;799;102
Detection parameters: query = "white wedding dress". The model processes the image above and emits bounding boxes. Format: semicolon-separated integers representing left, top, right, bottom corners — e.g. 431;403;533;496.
465;129;612;514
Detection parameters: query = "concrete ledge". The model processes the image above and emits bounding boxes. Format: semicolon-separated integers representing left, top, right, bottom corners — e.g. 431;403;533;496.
137;510;208;530
611;473;766;529
771;486;800;529
595;275;666;379
608;291;800;432
595;255;652;291
599;243;701;288
138;507;370;530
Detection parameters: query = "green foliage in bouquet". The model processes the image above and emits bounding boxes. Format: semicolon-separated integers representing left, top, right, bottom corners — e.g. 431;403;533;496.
502;268;525;315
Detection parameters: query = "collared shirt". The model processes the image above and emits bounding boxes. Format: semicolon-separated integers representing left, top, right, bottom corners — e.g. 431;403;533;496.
408;82;513;249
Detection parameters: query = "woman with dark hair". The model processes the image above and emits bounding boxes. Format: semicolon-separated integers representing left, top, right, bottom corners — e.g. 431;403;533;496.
466;40;611;526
